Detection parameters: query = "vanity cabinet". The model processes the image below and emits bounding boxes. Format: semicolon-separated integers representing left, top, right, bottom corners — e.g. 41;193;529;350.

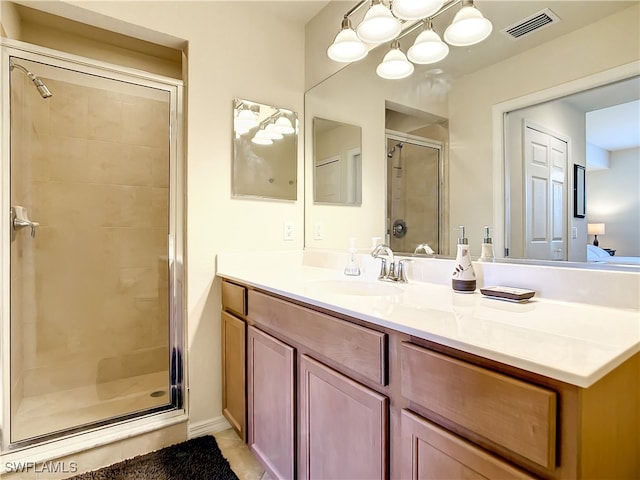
221;280;247;440
220;279;639;480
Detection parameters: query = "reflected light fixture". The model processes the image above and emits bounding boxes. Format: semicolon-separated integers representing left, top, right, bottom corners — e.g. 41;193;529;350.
234;108;259;131
376;40;414;79
264;124;284;140
392;0;444;21
444;0;493;46
273;116;295;134
251;130;273;145
407;20;449;64
356;0;401;44
328;17;368;62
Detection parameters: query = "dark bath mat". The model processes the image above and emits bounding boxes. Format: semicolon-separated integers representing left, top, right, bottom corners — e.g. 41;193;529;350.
66;435;239;480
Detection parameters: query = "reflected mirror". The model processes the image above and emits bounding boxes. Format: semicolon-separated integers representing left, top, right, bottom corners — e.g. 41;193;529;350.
304;0;639;268
313;117;362;205
233;98;298;200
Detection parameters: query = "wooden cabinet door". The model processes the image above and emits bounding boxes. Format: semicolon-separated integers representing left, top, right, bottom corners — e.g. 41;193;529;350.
221;311;246;440
247;326;295;480
300;354;388;480
400;409;537;480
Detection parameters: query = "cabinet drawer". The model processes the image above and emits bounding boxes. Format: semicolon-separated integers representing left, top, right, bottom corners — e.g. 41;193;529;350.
222;281;247;316
249;290;387;385
401;342;556;469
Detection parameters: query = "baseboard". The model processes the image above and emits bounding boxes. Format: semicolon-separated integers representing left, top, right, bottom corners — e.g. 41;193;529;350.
188;416;231;438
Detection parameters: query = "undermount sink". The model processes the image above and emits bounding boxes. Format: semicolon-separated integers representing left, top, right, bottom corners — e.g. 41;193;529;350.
306;279;403;297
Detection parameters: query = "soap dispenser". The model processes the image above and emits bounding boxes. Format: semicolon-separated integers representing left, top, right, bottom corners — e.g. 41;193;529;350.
344;237;361;276
452;226;476;293
479;225;495;262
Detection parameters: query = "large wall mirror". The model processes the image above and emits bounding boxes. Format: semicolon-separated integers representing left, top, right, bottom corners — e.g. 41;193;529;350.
233;98;298;201
304;0;639;269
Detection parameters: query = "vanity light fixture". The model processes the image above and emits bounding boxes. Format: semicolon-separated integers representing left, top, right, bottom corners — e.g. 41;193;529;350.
444;0;493;46
376;39;414;79
327;0;493;80
356;0;401;44
328;17;368;62
407;20;450;64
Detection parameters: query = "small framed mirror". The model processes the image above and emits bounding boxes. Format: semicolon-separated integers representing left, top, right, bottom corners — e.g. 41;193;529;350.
232;98;298;200
574;164;586;218
313;117;362;205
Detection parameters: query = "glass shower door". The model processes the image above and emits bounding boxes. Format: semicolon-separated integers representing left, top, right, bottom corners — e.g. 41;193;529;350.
8;55;176;444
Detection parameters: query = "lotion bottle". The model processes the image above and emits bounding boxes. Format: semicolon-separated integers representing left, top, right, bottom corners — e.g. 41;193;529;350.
452;226;476;293
344;237;361;276
479;226;495;262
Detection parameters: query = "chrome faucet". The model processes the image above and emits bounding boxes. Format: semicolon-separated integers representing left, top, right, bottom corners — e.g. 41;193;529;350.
371;244;410;282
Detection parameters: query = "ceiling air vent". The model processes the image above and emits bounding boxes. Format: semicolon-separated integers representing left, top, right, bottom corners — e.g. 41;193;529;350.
501;8;560;40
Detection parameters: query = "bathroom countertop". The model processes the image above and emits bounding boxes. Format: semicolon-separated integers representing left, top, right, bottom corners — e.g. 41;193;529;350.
216;256;639;388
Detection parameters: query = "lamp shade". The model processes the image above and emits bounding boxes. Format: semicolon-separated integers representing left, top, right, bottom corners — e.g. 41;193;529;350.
392;0;444;21
328;19;368;62
376;41;414;79
356;2;401;44
587;223;605;235
444;2;493;46
407;24;449;64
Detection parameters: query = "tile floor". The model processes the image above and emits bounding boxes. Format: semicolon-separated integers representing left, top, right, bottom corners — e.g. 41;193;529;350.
213;428;272;480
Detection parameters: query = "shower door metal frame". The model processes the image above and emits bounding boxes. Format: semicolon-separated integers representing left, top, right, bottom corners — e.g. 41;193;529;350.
0;38;186;454
385;130;446;255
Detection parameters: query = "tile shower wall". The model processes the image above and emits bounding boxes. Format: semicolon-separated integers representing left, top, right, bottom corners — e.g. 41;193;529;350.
11;73;170;402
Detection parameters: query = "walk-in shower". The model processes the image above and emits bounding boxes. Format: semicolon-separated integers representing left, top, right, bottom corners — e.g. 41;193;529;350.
386;135;442;254
1;46;184;452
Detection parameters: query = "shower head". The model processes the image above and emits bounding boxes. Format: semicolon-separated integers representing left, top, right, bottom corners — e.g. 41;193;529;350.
9;59;52;99
387;142;404;157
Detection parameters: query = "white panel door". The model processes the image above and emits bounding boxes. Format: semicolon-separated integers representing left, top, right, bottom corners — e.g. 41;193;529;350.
524;125;567;260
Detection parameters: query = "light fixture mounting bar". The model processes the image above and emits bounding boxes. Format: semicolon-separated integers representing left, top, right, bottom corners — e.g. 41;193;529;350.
343;0;370;20
396;0;460;42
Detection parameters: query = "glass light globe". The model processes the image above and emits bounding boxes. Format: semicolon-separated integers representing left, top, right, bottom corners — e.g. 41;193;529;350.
356;3;401;44
235;109;259;131
376;44;414;80
407;28;449;64
392;0;444;21
328;22;368;62
444;5;493;46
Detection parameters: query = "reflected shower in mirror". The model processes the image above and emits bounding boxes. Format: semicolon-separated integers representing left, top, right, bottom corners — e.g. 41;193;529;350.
233;98;298;200
313;117;362;205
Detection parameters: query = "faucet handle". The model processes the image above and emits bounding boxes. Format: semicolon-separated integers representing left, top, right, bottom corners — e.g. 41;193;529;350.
397;259;412;283
377;257;388;280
